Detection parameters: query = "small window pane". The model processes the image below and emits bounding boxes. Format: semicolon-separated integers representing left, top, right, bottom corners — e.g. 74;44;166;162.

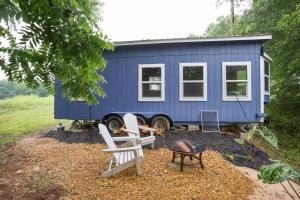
142;68;161;81
183;66;203;80
264;61;270;75
183;82;203;97
226;65;247;80
142;83;161;97
226;82;247;96
265;76;269;92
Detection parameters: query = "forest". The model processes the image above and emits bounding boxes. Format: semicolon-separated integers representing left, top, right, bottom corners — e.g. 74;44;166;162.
0;80;49;99
201;0;300;137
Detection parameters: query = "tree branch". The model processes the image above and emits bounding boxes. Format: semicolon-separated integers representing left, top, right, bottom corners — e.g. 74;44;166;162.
48;0;53;7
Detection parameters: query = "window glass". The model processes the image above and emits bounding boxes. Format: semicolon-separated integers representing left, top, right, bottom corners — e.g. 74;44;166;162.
226;82;247;96
264;61;270;75
142;68;161;81
183;66;203;80
183;82;203;97
142;83;161;97
264;76;269;92
226;65;247;80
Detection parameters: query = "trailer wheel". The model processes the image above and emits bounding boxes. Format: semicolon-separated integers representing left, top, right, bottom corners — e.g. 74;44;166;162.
136;115;147;126
105;115;123;133
151;116;170;133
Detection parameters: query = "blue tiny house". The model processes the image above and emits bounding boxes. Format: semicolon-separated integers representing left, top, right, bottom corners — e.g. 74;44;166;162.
55;35;272;132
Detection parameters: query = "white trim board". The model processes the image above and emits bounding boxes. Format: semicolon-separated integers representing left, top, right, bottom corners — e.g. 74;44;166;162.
222;61;252;101
260;56;265;122
138;64;165;102
263;52;273;62
263;59;271;95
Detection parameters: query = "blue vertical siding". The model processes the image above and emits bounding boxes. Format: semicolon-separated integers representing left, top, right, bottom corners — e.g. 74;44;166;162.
55;41;263;124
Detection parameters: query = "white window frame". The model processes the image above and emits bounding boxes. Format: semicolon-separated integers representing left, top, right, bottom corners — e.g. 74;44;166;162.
264;59;271;95
138;64;165;101
179;63;207;101
222;61;252;101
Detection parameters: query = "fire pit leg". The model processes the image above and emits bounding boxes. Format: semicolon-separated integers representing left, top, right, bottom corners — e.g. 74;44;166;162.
172;152;176;163
199;152;204;169
180;154;185;172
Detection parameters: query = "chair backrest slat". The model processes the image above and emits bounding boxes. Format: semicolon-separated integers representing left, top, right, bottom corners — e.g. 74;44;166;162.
124;113;140;138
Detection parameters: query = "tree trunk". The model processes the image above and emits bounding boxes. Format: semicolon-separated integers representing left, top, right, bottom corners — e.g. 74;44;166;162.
230;0;235;24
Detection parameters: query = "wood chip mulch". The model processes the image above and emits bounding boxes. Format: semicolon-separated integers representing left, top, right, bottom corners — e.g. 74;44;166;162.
19;137;255;200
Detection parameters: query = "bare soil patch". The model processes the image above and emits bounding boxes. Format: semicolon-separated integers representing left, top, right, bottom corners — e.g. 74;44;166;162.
0;140;65;200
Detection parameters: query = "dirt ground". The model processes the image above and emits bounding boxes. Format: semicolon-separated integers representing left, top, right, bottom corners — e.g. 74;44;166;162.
0;134;299;200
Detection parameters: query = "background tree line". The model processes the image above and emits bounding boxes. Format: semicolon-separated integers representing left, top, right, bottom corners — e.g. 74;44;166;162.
199;0;300;136
0;80;49;99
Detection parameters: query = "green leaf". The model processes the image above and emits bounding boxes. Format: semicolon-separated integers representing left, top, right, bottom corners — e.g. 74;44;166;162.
234;138;245;145
0;0;113;104
248;127;278;149
258;162;300;184
224;153;234;161
260;127;279;149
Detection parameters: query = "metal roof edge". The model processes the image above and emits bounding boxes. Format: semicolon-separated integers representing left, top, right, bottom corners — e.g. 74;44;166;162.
114;35;272;47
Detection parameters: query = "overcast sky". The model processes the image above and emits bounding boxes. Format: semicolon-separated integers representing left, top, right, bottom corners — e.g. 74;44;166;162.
100;0;248;41
0;0;249;80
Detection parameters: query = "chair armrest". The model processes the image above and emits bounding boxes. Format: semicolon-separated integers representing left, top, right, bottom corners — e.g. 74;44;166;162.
102;146;142;153
139;126;156;131
112;136;139;142
139;126;156;136
121;128;139;135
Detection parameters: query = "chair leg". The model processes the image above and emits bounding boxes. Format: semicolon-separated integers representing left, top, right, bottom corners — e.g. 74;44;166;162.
199;152;204;169
151;142;155;149
134;150;142;176
172;152;176;163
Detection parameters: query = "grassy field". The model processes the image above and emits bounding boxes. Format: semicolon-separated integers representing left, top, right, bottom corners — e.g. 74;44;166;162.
0;95;69;147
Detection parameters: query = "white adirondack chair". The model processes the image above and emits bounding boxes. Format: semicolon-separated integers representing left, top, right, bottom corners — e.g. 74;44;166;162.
98;123;143;178
123;113;156;149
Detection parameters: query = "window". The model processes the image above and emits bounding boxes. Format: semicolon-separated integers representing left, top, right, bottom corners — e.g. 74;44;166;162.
264;60;270;94
222;62;251;101
179;63;207;101
138;64;165;101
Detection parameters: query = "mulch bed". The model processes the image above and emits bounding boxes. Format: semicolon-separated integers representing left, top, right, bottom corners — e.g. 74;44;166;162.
44;129;272;170
20;137;255;200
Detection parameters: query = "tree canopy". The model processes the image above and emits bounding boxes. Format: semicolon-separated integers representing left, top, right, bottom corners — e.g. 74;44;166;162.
203;16;233;37
0;0;113;104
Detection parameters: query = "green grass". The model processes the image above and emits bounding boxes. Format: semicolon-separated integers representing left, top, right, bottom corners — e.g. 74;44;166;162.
0;95;69;147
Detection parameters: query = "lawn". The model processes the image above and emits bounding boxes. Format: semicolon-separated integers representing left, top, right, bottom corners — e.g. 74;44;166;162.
0;95;69;147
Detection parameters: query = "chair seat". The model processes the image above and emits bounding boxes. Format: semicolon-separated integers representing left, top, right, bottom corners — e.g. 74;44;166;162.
116;150;144;165
117;151;133;164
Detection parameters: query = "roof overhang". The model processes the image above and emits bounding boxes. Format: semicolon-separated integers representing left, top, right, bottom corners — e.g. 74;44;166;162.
263;52;273;62
114;35;272;47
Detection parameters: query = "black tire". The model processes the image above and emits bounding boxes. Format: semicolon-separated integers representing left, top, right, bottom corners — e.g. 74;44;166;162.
151;116;170;133
105;115;123;133
136;115;147;126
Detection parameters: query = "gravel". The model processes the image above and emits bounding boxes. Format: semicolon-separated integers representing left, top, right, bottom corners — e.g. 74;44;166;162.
44;129;272;170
